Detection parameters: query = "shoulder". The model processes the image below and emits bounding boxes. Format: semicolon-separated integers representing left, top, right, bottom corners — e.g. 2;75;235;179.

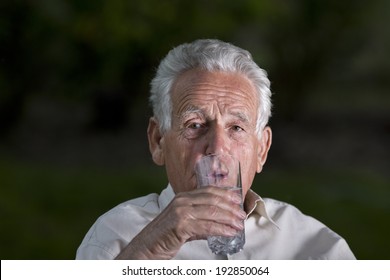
263;198;308;219
93;192;161;227
261;198;355;259
113;192;161;212
263;197;323;225
76;192;161;259
262;197;336;234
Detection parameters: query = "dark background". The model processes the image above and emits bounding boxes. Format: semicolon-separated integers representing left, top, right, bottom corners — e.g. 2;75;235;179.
1;0;389;259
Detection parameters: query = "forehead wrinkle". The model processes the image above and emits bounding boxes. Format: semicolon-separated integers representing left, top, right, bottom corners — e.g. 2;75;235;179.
175;86;254;115
184;83;252;100
174;92;256;126
172;71;259;127
176;105;205;121
174;89;206;118
230;111;251;124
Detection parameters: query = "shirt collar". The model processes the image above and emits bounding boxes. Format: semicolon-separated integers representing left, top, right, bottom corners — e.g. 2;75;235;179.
159;184;278;228
158;184;176;210
245;189;279;228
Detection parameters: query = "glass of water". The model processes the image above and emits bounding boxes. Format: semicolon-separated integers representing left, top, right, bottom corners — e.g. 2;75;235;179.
195;154;245;255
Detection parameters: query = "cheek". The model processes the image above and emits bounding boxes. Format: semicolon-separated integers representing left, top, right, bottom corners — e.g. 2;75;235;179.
240;160;257;196
235;142;259;194
163;135;202;192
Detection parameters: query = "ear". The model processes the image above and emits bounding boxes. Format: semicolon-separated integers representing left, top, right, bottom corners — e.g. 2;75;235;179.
256;126;272;173
147;117;165;166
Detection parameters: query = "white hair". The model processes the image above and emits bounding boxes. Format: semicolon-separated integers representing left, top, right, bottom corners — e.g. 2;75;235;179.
149;39;272;137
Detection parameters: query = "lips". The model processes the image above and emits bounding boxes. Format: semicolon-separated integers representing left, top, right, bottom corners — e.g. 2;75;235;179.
207;167;229;182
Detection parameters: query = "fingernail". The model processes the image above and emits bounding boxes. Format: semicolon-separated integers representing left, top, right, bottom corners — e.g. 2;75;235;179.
235;220;244;230
238;210;247;219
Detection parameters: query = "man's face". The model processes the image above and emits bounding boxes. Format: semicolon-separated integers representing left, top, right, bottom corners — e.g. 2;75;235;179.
148;69;271;197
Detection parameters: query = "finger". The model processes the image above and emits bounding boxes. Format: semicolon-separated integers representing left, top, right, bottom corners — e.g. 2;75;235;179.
163;190;245;241
188;204;245;231
169;195;244;230
188;188;246;219
193;186;243;206
188;220;241;240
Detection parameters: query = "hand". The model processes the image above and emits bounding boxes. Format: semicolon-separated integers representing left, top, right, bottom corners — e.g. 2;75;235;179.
115;186;246;259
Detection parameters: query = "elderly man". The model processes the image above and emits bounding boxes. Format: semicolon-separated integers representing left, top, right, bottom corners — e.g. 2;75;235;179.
76;39;355;259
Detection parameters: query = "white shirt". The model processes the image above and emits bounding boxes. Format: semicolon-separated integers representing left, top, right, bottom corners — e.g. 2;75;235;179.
76;185;355;259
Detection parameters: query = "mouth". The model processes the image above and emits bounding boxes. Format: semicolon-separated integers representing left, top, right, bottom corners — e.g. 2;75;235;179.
206;168;229;183
194;154;236;186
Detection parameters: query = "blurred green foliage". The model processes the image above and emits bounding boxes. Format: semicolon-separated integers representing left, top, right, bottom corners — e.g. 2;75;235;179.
1;0;389;259
0;160;167;259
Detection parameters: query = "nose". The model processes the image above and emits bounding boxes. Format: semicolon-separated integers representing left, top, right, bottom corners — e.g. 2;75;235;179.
205;124;230;155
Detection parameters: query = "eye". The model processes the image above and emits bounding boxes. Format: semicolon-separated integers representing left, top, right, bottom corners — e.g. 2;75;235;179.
182;122;207;139
188;123;204;130
231;125;244;132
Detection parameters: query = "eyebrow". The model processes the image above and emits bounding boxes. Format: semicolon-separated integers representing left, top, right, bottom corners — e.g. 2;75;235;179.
176;105;252;127
177;105;206;121
230;111;250;124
